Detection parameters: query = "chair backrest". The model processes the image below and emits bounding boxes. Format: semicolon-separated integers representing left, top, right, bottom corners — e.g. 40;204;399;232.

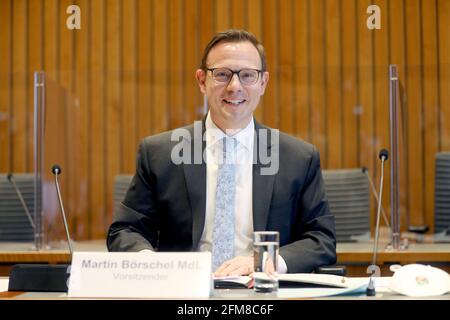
322;168;370;242
435;152;450;233
113;175;133;215
0;173;35;241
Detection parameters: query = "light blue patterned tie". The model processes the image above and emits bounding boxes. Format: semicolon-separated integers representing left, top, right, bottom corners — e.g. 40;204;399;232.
212;137;236;270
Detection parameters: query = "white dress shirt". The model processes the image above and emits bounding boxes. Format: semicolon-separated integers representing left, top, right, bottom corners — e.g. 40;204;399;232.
198;112;255;257
198;112;288;273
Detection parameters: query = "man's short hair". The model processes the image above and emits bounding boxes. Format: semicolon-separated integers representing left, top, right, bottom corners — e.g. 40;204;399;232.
200;29;267;72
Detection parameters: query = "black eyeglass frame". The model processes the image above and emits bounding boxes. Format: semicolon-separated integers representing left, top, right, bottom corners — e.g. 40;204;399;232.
206;67;263;85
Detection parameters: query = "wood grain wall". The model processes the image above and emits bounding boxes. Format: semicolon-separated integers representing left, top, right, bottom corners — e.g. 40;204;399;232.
0;0;449;241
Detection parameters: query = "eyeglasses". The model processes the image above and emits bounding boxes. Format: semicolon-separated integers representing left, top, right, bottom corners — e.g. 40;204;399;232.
206;67;262;85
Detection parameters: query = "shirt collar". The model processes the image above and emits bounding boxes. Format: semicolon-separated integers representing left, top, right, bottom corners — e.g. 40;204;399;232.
205;111;254;152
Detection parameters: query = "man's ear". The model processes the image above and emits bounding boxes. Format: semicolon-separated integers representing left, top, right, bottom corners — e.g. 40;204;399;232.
195;69;207;94
259;71;269;95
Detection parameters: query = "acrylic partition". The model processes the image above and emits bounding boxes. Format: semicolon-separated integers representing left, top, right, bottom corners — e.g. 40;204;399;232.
33;72;44;250
0;70;86;251
39;72;87;250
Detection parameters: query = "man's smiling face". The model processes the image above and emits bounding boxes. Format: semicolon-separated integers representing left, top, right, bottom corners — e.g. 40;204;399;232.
196;41;269;132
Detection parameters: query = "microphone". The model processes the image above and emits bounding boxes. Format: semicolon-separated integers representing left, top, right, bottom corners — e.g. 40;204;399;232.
51;164;74;256
366;149;389;297
8;165;73;292
361;167;391;234
379;149;389;161
6;173;36;230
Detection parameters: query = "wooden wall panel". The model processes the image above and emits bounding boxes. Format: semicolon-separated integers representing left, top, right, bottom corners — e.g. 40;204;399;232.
11;0;27;172
405;0;425;228
43;0;58;80
231;0;246;29
357;0;374;174
168;0;184;129
247;0;263;122
262;0;278;128
199;0;214;69
200;0;215;119
73;0;89;239
341;0;358;169
89;0;107;238
153;0;169;133
183;0;200;124
310;0;326;160
422;0;439;232
278;0;294;134
215;0;230;32
27;0;43;172
293;0;309;141
0;0;12;173
121;0;138;174
105;0;121;225
439;0;450;150
246;3;262;68
325;0;342;169
1;0;449;240
137;0;152;139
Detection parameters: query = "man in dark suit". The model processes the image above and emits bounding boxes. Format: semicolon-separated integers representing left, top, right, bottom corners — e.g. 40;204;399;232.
107;29;336;276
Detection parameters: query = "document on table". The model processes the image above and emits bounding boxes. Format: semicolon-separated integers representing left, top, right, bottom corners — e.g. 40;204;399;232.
215;273;365;289
0;277;9;292
214;274;393;298
278;277;393;298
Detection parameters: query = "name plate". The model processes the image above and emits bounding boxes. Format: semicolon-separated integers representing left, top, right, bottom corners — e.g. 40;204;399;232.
68;252;212;298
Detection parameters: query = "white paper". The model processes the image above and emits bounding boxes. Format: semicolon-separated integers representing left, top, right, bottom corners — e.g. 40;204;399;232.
0;277;9;293
277;277;393;298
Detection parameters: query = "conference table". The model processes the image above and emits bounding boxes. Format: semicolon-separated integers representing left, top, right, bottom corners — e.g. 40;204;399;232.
0;240;449;303
337;242;450;276
1;240;450;277
1;278;450;300
0;240;106;276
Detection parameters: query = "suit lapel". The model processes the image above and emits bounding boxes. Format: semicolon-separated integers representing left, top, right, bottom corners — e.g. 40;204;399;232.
252;122;276;231
182;120;207;250
183;119;277;244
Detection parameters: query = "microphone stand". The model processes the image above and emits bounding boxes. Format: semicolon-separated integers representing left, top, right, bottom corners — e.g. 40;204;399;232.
8;165;73;292
361;167;391;237
366;149;389;297
53;165;73;256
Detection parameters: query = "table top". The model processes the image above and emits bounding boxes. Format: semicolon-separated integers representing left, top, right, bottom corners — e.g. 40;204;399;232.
0;240;106;263
1;285;449;300
0;240;449;264
336;242;450;263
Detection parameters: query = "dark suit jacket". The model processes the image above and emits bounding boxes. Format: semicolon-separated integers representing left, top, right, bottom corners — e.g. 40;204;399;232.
107;120;337;273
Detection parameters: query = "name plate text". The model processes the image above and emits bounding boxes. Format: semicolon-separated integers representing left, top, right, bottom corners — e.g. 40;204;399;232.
68;252;212;298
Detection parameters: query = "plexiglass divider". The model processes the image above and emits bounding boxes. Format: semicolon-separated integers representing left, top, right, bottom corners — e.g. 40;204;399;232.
32;71;76;251
33;71;45;250
388;65;409;251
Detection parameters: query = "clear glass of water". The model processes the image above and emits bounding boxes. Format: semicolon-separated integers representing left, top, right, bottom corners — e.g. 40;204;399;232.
253;231;279;293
